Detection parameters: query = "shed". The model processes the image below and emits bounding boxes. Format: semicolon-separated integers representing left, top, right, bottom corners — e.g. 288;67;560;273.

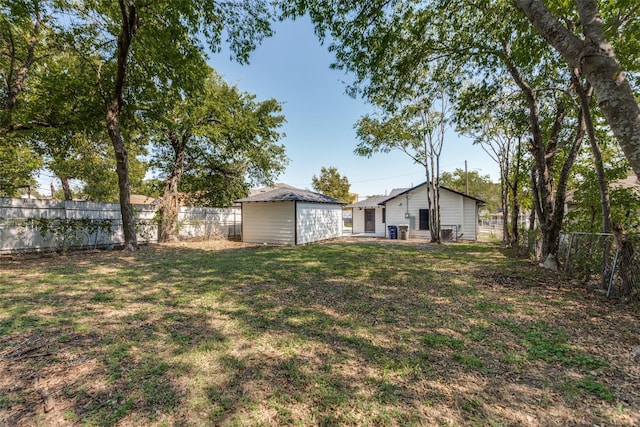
236;187;345;245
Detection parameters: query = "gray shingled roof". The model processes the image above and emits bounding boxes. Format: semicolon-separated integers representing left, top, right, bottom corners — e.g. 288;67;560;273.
345;188;408;208
236;187;346;204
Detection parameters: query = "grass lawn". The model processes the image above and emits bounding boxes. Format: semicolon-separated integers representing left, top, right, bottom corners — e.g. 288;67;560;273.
1;239;639;426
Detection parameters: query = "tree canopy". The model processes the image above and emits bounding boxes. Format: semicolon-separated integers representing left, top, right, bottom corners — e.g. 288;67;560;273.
311;166;354;203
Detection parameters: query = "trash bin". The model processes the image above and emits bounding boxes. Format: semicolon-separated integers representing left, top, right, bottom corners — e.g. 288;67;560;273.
399;224;409;240
387;225;398;239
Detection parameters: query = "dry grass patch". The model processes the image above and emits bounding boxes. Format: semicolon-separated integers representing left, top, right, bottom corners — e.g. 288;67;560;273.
0;240;638;426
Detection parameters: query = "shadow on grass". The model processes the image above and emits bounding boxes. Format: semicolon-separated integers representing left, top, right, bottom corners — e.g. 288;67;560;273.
0;241;637;425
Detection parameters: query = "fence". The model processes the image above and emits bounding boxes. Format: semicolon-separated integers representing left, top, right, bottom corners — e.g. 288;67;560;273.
441;225;459;242
0;198;241;254
562;232;640;299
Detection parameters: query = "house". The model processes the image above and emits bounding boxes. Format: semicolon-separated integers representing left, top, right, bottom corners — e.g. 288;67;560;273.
381;183;485;241
235;186;345;245
346;188;407;235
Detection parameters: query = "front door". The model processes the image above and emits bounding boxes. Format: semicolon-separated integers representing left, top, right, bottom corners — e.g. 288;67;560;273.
364;209;375;233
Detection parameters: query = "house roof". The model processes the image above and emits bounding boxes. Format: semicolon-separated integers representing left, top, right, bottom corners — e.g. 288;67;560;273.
379;182;486;205
345;188;408;208
236;186;346;204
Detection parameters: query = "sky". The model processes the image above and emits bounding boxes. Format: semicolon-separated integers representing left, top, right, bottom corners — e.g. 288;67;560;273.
209;16;500;199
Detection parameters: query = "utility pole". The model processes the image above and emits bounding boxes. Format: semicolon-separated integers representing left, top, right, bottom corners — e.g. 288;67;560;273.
465;160;469;195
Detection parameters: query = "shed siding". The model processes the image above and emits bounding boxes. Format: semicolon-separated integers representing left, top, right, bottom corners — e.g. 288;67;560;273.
242;202;295;244
296;203;343;244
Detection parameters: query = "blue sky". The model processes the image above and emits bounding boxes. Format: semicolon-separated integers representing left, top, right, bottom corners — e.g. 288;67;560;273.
210;16;499;198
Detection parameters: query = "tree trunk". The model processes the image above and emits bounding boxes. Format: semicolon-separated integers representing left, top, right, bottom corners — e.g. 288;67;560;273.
513;0;640;181
501;168;510;246
543;107;585;270
106;0;139;251
159;132;188;242
612;222;636;298
508;137;524;247
503;41;580;267
510;188;520;247
575;77;612;234
60;177;72;201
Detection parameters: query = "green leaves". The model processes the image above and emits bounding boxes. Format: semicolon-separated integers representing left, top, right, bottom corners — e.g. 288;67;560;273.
311;166;354;203
150;69;288;207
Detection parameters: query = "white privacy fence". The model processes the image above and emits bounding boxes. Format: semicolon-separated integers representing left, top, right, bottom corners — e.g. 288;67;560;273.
0;198;241;254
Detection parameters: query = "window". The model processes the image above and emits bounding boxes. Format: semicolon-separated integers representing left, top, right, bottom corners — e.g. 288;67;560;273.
419;209;430;230
382;207;386;223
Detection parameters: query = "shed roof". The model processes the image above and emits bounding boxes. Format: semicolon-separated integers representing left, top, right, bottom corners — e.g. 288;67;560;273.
236;187;346;204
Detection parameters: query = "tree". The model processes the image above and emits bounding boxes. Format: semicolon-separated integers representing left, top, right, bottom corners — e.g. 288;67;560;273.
566;146;639;233
61;0;277;250
1;0;58;193
513;0;640;180
439;168;501;217
286;1;597;262
455;89;530;246
150;70;287;242
311;166;354;203
0;139;41;197
356;89;448;243
1;0;51;130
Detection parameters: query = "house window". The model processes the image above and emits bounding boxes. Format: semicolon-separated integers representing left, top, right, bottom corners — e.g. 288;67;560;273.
419;209;430;230
382;208;386;223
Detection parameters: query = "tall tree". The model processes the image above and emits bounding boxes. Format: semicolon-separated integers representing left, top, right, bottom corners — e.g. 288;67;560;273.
311;166;354;203
1;0;57;192
356;90;448;243
150;70;287;242
439;168;501;218
285;0;598;262
0;0;50;129
513;0;640;180
63;0;277;250
456;88;530;246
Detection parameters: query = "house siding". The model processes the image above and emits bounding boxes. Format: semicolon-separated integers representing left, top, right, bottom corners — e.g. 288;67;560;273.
462;198;477;241
384;186;479;240
241;202;295;244
296;203;343;244
351;206;385;233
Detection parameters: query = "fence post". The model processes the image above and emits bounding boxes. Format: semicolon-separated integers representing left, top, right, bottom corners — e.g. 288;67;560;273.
606;247;620;297
564;233;574;272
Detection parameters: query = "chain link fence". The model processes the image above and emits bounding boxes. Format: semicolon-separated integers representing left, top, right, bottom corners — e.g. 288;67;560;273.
562;232;640;299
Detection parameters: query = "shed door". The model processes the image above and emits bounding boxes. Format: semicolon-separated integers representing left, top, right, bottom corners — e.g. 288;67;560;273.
364;209;375;232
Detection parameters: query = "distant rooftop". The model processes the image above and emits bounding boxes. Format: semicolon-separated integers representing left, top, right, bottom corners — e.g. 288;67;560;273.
237;185;345;204
345;188;408;208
